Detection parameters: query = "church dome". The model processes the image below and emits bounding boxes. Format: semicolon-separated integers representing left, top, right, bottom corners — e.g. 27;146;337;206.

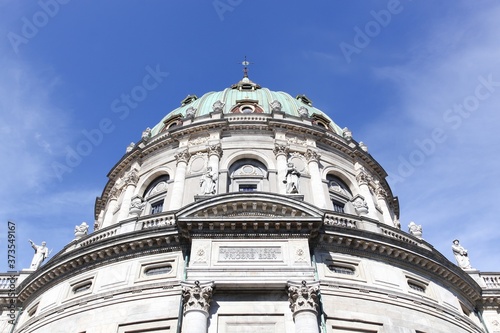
8;74;496;333
150;76;344;136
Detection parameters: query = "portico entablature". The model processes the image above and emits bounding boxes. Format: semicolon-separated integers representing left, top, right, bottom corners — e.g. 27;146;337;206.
177;192;324;239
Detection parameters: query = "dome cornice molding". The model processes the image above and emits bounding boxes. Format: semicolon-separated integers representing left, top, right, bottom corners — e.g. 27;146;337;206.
16;227;183;304
316;228;483;306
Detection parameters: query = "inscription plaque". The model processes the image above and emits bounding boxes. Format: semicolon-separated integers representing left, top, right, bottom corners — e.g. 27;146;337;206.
218;246;283;261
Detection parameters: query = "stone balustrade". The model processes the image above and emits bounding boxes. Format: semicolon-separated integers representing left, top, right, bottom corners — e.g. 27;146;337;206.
481;273;500;289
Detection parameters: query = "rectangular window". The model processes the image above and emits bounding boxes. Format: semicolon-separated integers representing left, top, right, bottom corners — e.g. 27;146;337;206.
332;200;345;213
150;201;163;214
239;184;257;192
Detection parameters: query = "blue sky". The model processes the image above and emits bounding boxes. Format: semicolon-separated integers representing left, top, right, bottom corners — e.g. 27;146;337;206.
0;1;499;272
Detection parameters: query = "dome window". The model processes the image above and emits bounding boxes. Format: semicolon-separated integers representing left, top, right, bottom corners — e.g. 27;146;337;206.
239;184;257;192
230;99;264;114
144;175;170;215
140;261;175;280
311;114;332;130
240;105;255;114
70;278;94;297
296;94;313;106
328;264;355;275
405;275;429;295
181;94;198;106
408;281;426;293
229;159;268;192
145;265;172;276
327;175;352;214
73;282;92;294
150;201;163;215
160;114;183;133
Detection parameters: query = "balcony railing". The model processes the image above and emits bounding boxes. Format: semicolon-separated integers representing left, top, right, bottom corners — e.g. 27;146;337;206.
481;273;500;289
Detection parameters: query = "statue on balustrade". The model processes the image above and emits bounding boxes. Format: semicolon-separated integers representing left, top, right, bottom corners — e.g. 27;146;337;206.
408;221;422;238
452;239;472;270
29;240;49;270
74;222;89;240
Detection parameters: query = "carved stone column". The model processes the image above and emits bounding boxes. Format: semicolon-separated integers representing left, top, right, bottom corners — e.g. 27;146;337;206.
374;181;393;225
181;281;214;333
305;149;326;209
102;186;120;228
117;169;139;222
274;143;289;194
170;149;191;210
288;281;320;333
207;143;222;194
355;168;378;219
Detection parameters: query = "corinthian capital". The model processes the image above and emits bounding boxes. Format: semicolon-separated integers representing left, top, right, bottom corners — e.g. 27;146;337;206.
305;149;320;163
273;143;289;157
374;180;387;199
207;144;222;158
181;281;215;313
287;281;319;314
356;168;371;186
175;149;191;164
123;169;139;186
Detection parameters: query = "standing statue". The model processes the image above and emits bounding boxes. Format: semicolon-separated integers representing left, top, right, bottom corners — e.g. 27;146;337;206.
200;166;218;195
284;162;300;194
29;240;49;270
74;222;89;240
452;239;472;270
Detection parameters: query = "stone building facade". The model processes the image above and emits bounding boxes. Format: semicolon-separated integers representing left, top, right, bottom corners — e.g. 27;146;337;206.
1;75;499;333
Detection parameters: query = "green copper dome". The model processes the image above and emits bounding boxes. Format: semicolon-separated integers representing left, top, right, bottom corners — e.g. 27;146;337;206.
150;77;343;136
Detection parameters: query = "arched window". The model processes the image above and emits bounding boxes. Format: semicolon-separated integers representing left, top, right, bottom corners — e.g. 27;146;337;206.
143;175;170;215
228;159;268;192
326;174;352;213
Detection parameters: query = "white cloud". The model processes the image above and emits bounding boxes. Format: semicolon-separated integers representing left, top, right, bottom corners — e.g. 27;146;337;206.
362;3;500;271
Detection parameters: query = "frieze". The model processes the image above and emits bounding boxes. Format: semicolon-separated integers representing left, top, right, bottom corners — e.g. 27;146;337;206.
287;136;307;146
188;136;210;146
218;246;283;262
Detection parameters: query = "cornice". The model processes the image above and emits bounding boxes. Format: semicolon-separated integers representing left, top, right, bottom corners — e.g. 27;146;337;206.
16;227;184;304
315;227;483;307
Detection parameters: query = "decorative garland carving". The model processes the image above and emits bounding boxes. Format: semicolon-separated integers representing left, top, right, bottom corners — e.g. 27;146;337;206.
188;136;209;146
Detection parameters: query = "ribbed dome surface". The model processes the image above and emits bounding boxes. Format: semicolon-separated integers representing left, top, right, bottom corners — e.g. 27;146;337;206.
150;79;343;136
